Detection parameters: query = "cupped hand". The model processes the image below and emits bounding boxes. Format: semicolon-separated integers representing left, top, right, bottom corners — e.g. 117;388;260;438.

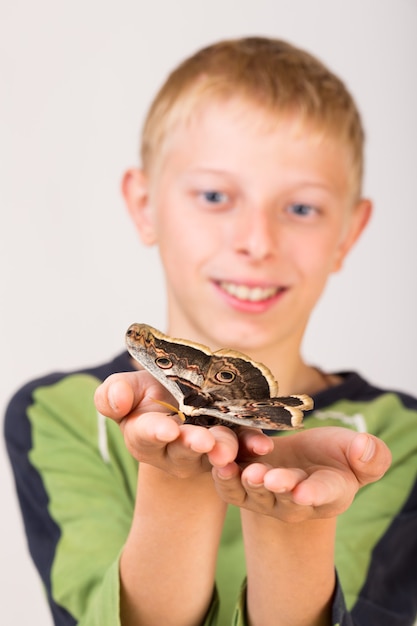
212;427;392;522
94;371;271;478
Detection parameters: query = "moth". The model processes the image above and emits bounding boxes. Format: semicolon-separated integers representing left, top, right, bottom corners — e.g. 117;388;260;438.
125;323;313;430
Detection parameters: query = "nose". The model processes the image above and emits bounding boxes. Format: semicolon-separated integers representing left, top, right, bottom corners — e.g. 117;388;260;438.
231;206;277;261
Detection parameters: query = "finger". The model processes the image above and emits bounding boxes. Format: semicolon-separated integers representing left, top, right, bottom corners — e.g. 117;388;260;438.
122;416;215;475
347;433;392;485
177;424;218;455
94;371;173;421
236;427;274;460
207;426;239;468
157;425;216;475
290;469;348;508
122;411;181;461
240;463;277;510
160;425;239;477
263;467;309;494
212;462;247;506
94;374;135;419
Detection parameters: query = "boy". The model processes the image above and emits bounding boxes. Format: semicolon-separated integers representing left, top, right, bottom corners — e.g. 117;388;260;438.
5;37;417;626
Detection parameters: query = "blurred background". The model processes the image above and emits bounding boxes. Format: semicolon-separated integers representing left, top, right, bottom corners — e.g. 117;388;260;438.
1;1;416;623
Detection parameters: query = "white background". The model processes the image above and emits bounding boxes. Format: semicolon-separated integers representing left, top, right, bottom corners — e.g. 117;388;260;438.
1;1;416;623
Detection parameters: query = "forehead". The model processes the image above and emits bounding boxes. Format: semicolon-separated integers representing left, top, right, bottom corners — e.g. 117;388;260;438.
151;98;353;186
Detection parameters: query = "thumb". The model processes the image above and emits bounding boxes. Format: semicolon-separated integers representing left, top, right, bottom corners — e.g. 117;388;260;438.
348;433;392;486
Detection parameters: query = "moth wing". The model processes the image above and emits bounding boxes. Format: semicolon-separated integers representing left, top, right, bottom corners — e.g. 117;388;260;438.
202;350;279;401
125;323;313;430
125;323;211;407
188;394;313;430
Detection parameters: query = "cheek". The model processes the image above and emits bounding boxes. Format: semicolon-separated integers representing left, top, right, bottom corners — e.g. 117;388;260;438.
156;221;211;276
160;210;222;254
296;233;343;279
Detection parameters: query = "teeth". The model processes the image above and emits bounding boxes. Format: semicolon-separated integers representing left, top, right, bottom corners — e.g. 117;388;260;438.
220;281;279;302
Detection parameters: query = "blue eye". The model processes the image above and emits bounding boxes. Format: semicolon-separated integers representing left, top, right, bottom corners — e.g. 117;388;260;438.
288;203;316;217
202;190;228;204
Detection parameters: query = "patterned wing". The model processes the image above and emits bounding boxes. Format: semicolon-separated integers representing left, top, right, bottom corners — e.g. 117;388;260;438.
125;323;313;430
185;394;313;430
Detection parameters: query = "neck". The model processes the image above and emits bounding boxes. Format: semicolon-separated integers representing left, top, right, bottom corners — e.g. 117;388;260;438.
165;318;334;397
247;346;329;397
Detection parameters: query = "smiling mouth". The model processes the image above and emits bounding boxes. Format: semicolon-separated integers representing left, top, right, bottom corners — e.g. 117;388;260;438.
218;281;284;302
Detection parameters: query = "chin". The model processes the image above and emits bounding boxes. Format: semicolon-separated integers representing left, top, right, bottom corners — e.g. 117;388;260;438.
205;320;274;354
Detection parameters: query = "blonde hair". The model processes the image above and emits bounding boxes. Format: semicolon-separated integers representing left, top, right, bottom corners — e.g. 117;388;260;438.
141;37;365;199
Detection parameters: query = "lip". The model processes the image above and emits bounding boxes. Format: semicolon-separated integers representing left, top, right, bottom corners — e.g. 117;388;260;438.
212;279;287;313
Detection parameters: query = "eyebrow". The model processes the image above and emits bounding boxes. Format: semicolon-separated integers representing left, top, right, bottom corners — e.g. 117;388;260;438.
182;168;342;196
184;167;232;176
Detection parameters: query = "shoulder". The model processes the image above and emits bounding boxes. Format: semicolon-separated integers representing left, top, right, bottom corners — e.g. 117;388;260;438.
6;351;133;405
4;352;134;447
313;371;417;413
308;371;417;441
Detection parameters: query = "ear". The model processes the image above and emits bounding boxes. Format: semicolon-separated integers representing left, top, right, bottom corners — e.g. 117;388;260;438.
332;198;373;272
121;168;157;246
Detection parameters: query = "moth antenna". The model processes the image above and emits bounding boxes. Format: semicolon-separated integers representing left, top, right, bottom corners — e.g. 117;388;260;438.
150;398;186;423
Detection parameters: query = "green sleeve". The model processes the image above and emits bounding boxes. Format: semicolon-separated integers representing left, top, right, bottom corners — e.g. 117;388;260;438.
27;373;136;623
77;556;121;625
23;372;222;625
79;557;221;626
